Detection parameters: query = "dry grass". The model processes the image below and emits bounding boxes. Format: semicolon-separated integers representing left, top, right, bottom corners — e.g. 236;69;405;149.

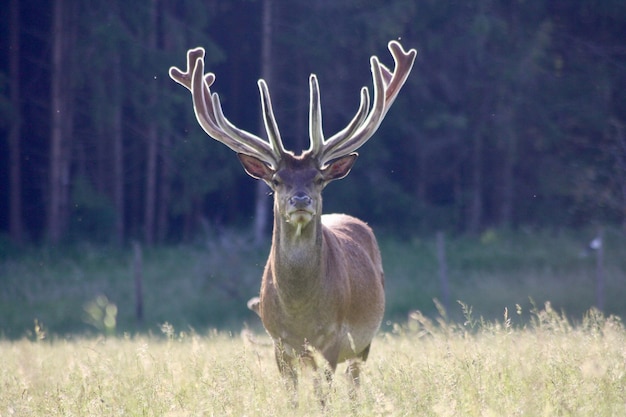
2;305;625;416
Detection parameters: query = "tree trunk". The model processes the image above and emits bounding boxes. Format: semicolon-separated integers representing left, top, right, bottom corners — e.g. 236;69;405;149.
157;134;171;243
414;133;427;203
467;132;483;233
499;135;516;228
48;0;75;243
254;0;274;244
611;119;626;229
498;107;516;228
8;0;23;243
144;124;158;245
112;52;125;245
144;0;160;245
155;0;176;244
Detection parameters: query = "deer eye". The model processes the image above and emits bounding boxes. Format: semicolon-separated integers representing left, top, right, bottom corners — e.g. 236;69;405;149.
314;177;325;186
271;176;281;187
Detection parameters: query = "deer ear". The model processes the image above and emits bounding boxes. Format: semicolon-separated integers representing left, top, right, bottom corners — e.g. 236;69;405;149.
322;153;358;181
238;153;274;181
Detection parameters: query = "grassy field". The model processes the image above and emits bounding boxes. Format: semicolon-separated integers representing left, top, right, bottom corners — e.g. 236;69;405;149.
1;305;625;416
1;229;625;415
1;228;626;338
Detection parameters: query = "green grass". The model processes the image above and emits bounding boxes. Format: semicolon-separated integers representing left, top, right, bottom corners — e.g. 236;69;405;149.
1;228;625;338
1;306;625;416
0;232;270;338
381;228;626;323
2;229;625;415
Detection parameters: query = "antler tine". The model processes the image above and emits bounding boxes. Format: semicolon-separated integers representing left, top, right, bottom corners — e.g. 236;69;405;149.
169;47;205;91
308;75;324;157
169;47;282;169
307;74;371;160
210;88;281;166
258;80;287;156
317;41;417;167
318;56;387;165
381;40;416;109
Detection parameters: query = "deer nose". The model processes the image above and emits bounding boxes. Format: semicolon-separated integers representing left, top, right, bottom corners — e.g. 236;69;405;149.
289;193;312;209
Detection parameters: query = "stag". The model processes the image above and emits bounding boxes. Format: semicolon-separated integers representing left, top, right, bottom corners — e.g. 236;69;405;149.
169;41;416;398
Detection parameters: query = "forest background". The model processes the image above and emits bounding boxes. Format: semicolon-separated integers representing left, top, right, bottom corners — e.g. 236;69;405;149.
0;1;625;336
1;0;625;245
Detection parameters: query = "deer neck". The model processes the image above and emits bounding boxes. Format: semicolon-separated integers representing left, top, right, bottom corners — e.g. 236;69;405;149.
270;203;325;300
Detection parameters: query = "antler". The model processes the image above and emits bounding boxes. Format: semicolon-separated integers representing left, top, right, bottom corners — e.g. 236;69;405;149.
169;47;286;169
308;41;417;167
170;41;415;169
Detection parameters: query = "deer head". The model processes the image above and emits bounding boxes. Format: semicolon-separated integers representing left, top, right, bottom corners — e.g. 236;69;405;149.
169;41;416;237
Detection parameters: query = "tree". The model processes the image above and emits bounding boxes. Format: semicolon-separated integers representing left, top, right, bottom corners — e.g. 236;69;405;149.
7;0;24;243
143;0;160;245
253;0;274;244
47;0;76;243
111;52;125;244
2;0;626;242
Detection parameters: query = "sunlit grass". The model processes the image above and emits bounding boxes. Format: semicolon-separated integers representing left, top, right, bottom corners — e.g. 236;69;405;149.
2;305;625;416
1;227;625;415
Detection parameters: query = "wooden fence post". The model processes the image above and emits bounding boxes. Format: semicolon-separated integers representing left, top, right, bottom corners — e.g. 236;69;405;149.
593;229;605;312
133;241;144;323
436;231;450;313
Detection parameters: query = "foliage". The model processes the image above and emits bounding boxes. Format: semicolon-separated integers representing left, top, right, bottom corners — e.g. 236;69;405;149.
0;73;12;128
1;0;626;242
1;305;625;416
68;175;117;243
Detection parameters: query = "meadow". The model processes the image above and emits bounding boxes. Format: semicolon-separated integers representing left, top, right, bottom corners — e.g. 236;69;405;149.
2;228;625;338
1;305;625;416
1;228;626;415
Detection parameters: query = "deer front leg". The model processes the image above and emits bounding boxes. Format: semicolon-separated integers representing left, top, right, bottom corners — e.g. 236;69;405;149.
274;342;298;405
305;342;342;407
314;366;335;408
302;353;335;408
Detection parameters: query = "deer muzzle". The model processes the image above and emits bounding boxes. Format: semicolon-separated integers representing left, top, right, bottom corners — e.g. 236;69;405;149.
286;193;315;233
289;194;312;209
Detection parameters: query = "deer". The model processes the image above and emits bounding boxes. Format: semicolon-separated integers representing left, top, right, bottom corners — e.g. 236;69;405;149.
169;40;416;401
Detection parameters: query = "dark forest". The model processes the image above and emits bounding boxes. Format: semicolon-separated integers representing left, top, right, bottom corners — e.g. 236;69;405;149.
1;0;625;245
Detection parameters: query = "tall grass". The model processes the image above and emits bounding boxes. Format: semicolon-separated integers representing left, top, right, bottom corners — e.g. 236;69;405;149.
1;305;625;416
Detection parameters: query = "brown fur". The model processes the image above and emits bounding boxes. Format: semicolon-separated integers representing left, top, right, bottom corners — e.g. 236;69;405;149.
239;152;385;391
260;213;385;366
